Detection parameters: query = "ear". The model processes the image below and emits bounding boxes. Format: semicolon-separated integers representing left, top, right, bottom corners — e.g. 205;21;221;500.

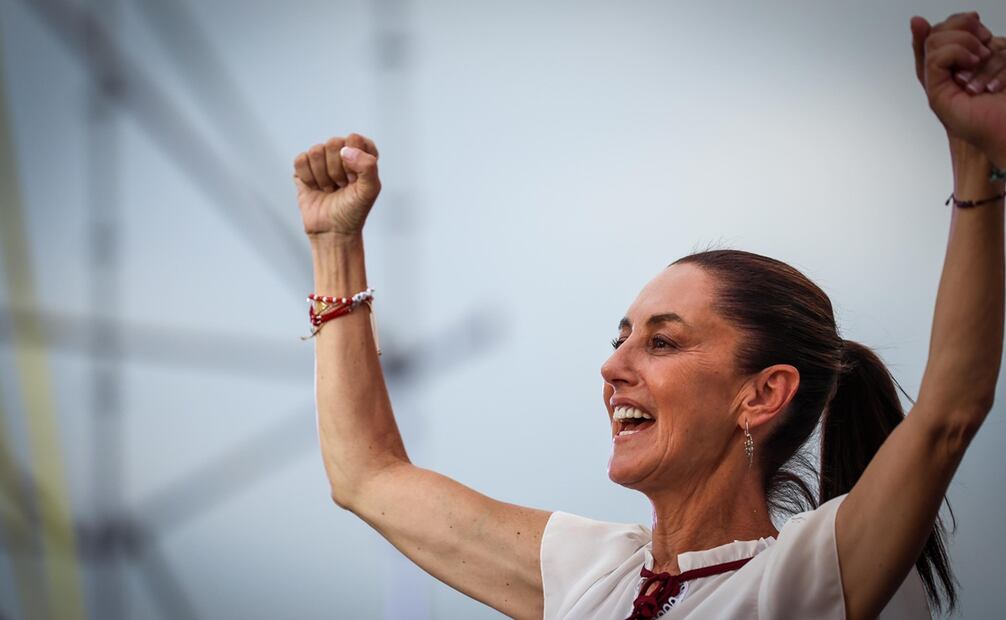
737;364;800;432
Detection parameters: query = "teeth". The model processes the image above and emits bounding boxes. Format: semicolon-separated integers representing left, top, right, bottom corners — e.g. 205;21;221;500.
617;430;640;436
613;406;654;421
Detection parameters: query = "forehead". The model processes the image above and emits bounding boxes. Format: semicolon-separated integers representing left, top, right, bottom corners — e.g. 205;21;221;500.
622;263;722;331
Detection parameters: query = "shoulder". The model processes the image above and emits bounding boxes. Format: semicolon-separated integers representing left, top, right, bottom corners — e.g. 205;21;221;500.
756;495;848;617
760;495;931;620
540;511;651;620
543;510;651;551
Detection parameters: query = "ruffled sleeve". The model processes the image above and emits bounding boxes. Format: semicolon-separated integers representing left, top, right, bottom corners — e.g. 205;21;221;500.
758;494;931;620
539;511;651;620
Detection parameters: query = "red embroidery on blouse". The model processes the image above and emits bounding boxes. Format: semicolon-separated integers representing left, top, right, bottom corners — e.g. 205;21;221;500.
625;556;753;620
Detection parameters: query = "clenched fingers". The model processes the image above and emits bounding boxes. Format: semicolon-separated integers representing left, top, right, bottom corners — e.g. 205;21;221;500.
925;29;991;63
308;145;334;191
954;36;1006;94
294;152;319;190
293;134;380;191
931;11;993;44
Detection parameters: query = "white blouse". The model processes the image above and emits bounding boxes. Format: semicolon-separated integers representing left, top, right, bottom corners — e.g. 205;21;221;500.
539;494;931;619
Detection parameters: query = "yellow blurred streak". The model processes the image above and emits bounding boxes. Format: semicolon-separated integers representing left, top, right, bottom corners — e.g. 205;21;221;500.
0;388;49;620
0;36;88;620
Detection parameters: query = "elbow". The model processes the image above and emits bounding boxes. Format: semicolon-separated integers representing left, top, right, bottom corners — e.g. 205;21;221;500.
927;406;989;457
330;486;357;512
954;390;995;430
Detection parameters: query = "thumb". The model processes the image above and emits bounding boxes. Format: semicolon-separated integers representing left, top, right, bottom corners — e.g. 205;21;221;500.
910;16;931;86
340;146;377;173
340;146;381;195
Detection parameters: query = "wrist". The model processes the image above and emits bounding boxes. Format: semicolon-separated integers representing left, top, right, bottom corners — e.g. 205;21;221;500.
310;233;368;294
309;230;364;250
950;141;1005;201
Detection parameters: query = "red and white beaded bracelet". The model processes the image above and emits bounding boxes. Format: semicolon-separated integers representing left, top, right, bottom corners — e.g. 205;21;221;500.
302;288;381;354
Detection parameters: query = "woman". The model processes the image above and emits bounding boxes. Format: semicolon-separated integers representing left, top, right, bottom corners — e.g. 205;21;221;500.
292;12;1006;619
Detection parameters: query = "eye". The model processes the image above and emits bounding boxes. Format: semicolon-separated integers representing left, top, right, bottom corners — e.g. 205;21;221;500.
650;336;677;350
610;337;625;350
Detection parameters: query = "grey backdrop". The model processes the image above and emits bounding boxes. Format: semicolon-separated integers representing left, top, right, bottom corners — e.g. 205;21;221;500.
1;0;1004;618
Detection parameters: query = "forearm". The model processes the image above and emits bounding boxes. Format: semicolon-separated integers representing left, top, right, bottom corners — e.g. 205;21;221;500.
918;144;1005;426
311;233;409;507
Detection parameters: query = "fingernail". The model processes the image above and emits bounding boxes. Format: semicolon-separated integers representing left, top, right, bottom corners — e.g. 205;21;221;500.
989;78;1002;92
956;71;973;83
340;146;360;160
967;80;983;94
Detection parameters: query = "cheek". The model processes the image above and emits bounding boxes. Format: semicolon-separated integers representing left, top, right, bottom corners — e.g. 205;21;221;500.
652;366;735;431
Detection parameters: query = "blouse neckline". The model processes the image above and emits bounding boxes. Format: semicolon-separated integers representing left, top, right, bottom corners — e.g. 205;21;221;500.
642;535;776;573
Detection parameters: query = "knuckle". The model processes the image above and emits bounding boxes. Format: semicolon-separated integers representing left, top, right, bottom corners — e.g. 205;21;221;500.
326;137;344;149
309;144;324;158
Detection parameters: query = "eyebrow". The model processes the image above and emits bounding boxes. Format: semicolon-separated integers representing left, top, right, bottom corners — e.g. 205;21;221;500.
618;312;689;331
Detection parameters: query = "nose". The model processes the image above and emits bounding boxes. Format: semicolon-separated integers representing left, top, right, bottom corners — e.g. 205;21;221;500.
600;338;637;388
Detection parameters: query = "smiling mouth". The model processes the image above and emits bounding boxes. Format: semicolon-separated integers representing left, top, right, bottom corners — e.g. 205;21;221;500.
612;406;656;438
615;419;656;437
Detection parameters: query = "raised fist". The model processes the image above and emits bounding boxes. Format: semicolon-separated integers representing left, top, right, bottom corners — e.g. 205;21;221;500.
910;13;1006;163
293;133;380;237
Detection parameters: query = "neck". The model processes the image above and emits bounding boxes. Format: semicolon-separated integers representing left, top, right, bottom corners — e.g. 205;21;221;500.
645;463;778;575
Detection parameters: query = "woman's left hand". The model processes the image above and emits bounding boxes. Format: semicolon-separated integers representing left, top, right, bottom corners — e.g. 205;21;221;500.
911;13;1006;165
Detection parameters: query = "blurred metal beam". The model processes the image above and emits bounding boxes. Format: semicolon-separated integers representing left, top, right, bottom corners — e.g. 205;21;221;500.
0;462;203;619
0;305;310;382
368;0;431;615
18;0;311;294
0;304;501;384
132;0;283;184
86;1;125;616
136;541;202;620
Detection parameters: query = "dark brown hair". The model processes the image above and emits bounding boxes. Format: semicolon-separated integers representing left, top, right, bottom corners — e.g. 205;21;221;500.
671;249;956;614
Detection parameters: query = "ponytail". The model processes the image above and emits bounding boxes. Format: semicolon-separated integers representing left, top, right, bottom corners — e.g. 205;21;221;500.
821;340;957;614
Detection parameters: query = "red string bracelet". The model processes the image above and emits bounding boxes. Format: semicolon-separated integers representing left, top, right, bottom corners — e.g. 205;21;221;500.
301;288;381;354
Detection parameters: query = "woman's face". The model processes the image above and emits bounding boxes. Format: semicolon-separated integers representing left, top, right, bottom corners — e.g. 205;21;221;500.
601;263;750;493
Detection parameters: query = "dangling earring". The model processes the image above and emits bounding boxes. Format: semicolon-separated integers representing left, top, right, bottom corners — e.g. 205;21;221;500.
744;418;754;468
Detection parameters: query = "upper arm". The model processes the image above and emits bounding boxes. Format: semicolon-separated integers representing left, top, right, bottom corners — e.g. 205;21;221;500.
835;404;975;619
348;462;552;620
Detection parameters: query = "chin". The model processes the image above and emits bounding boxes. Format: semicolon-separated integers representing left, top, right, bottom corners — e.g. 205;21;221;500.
606;454;647;489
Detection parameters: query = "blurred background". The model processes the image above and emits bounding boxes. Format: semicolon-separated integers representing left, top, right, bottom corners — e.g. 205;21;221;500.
1;0;1004;618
